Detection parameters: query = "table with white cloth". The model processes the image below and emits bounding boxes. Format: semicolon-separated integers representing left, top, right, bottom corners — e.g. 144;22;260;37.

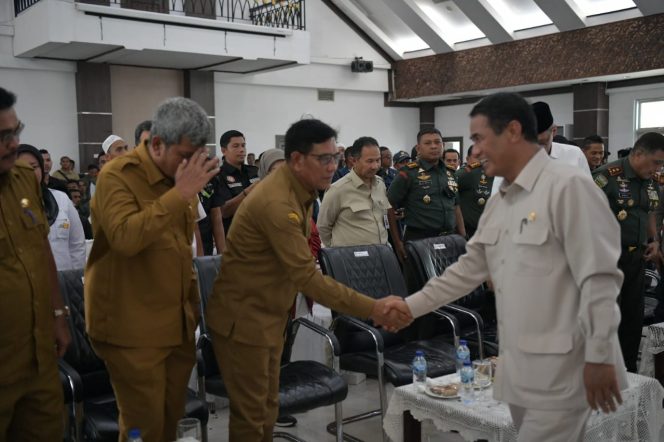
638;322;664;384
384;372;664;442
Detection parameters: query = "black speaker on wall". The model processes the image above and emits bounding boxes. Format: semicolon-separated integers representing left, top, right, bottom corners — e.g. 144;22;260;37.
351;57;374;73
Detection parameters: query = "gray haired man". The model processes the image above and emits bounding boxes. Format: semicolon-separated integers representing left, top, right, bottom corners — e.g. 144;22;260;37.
85;97;219;442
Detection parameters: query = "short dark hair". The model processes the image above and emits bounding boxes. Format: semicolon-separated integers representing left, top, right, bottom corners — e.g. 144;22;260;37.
618;148;632;158
0;87;16;111
379;146;390;153
284;119;337;160
350;136;379;158
87;164;99;171
632;132;664;155
443;149;459;159
581;135;604;150
134;120;152;145
39;149;49;155
470;92;538;143
220;130;244;148
467;145;474;157
416;127;442;143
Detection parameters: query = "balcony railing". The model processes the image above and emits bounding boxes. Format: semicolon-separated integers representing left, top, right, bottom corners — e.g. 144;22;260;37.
14;0;306;30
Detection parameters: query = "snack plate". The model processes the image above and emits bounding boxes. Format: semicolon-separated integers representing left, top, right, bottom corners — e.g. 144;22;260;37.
424;384;460;399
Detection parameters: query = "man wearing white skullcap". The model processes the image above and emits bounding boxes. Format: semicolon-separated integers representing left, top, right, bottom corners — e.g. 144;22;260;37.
102;135;128;161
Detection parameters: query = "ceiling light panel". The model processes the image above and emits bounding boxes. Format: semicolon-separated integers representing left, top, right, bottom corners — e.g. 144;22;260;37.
480;0;552;31
416;0;485;43
571;0;636;16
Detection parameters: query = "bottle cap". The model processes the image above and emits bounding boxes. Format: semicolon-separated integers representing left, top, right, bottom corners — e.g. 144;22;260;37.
459;339;467;345
128;429;141;438
415;350;424;356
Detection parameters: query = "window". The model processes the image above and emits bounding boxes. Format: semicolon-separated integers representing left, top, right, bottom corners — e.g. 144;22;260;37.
636;99;664;137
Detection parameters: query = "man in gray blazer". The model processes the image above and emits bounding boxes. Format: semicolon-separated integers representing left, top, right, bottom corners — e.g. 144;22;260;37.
389;92;627;441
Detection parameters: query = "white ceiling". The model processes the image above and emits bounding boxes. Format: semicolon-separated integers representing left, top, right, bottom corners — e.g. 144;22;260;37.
334;0;664;59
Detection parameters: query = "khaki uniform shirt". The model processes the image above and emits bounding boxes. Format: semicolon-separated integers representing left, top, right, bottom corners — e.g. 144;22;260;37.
405;150;627;409
206;165;375;347
387;158;458;233
317;169;391;247
0;162;53;385
85;144;200;348
592;157;658;248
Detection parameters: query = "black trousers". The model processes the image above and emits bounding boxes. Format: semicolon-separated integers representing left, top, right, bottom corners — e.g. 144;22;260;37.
617;248;646;373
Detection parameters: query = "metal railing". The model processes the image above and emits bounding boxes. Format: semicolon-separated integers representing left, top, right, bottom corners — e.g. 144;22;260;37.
15;0;305;30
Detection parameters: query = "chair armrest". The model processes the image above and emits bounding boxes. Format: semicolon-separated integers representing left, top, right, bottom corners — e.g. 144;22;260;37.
58;359;83;404
331;315;385;353
291;317;342;357
196;333;211;378
444;304;485;360
432;308;461;347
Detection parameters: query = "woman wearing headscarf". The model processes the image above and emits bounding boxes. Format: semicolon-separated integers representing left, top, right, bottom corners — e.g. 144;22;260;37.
16;144;86;270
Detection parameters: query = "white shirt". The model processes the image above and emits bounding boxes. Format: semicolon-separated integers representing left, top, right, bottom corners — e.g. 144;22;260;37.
48;189;87;270
491;142;591;195
406;149;627;410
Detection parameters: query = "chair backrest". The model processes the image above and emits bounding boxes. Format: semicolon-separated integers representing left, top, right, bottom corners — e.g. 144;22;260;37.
319;244;407;352
193;255;222;333
319;244;408;299
57;269;113;398
405;234;486;308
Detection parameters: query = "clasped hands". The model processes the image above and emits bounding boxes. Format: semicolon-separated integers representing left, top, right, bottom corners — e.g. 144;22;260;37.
370;295;414;333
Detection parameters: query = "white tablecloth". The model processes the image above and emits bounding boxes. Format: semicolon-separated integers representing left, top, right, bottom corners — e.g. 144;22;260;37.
384;372;664;442
638;322;664;378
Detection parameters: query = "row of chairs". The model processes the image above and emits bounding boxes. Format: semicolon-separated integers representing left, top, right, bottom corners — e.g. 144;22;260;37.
55;233;498;442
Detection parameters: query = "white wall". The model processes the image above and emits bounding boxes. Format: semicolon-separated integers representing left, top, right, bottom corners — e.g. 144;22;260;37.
0;35;78;168
608;84;664;155
435;93;574;158
214;83;418;156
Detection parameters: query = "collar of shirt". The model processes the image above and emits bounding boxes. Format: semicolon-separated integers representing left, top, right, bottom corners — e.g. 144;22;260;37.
136;142;170;186
499;149;549;196
282;164;317;206
621;156;639;180
348;168;376;189
418;158;442;171
221;161;243;175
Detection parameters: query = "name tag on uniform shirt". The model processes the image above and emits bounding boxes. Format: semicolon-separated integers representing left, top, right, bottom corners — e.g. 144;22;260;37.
250;177;260;184
354;251;369;257
227;182;242;188
383;214;389;230
433;243;446;250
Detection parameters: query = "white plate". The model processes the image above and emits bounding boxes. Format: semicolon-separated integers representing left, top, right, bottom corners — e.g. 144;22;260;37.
424;386;460;399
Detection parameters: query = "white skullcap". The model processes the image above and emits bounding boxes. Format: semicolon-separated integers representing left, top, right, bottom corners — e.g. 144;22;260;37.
102;135;125;153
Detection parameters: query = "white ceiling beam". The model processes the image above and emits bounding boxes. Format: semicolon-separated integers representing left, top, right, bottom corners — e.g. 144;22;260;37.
632;0;664;16
533;0;585;31
451;0;512;44
383;0;454;54
332;0;403;61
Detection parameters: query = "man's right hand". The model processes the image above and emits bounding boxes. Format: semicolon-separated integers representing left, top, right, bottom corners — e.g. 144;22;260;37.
175;148;220;201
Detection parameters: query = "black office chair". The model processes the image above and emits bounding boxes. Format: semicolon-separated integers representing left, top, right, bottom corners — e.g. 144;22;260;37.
319;244;464;442
193;256;349;442
57;269;209;442
405;234;499;357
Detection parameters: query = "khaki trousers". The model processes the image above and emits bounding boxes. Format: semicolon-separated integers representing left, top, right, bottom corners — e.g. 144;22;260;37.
509;404;592;442
92;339;195;442
0;358;63;442
211;330;283;442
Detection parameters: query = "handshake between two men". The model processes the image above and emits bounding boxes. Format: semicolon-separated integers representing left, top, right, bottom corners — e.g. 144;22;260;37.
369;296;414;333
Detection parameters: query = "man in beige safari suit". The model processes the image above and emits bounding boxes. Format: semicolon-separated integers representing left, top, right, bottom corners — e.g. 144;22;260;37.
388;92;627;441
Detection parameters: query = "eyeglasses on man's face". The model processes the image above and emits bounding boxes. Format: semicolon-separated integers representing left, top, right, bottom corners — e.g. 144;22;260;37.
308;152;341;166
0;121;24;145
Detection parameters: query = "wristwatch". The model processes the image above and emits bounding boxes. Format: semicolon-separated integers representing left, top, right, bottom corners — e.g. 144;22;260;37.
54;306;70;318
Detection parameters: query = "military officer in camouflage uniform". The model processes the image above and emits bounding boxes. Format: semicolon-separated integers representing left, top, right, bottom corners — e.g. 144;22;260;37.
593;132;664;372
456;145;493;238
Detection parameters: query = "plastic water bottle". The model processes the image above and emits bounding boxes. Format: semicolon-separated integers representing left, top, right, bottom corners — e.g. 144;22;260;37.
456;339;471;373
459;360;476;406
412;350;427;392
127;429;143;442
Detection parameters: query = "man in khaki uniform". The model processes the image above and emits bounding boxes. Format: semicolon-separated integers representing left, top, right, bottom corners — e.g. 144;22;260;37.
86;97;220;442
318;136;391;247
205;119;413;442
0;87;71;441
390;93;627;441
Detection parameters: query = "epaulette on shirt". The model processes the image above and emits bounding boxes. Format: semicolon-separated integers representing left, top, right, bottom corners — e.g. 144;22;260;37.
468;161;481;169
406;162;418;169
608;166;622;176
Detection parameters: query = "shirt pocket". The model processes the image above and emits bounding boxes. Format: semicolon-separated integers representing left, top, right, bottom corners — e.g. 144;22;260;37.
512;226;552;276
513;332;576;392
53;217;71;240
474;227;500;245
349;201;372;215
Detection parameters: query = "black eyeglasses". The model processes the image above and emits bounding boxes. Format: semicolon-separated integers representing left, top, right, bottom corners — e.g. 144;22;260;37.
308;153;341;166
0;121;24;145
